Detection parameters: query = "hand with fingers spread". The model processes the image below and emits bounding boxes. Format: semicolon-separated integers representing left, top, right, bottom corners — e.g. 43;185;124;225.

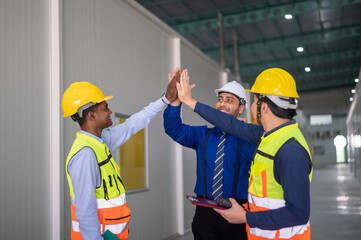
176;69;197;110
214;198;247;224
165;68;181;103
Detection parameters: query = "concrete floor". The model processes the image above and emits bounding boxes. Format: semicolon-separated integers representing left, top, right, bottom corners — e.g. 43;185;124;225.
173;163;361;240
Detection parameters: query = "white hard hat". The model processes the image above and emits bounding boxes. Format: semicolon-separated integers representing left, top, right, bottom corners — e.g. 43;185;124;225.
215;81;247;109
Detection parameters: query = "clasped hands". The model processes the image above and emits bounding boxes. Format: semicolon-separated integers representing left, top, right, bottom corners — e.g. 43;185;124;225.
165;68;197;109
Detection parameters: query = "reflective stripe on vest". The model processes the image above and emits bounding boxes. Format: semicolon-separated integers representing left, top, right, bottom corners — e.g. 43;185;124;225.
247;123;312;240
66;132;130;240
248;222;310;239
72;221;129;234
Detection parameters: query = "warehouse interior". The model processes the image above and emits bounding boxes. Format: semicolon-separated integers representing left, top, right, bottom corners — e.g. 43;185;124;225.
0;0;361;239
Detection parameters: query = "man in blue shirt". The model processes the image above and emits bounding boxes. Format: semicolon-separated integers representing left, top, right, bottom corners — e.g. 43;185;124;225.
163;73;255;240
175;68;312;240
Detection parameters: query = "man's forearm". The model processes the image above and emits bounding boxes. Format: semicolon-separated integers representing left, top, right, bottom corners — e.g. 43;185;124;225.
183;98;197;110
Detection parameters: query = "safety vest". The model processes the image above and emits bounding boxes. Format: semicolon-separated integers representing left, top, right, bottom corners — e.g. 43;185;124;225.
66;132;131;240
247;123;312;240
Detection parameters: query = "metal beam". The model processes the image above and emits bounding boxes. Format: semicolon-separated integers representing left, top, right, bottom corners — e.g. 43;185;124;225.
296;66;360;81
225;48;360;77
299;77;356;91
172;0;361;35
204;24;361;57
237;49;361;73
233;65;359;85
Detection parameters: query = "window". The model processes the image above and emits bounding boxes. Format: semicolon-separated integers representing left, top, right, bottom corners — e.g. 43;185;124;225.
310;114;332;126
114;113;149;193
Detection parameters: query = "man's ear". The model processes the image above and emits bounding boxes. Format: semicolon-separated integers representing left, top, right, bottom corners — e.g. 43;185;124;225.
238;104;245;115
86;111;96;122
261;101;269;114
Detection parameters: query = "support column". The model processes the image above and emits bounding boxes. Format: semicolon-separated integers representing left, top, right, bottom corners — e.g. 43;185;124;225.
50;0;61;239
171;37;184;235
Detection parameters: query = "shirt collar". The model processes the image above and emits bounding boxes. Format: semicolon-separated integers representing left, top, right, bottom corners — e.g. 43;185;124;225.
79;130;104;143
264;119;296;137
213;127;226;136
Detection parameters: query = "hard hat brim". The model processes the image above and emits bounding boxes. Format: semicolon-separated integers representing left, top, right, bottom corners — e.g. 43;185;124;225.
62;95;114;118
245;89;299;98
104;95;113;101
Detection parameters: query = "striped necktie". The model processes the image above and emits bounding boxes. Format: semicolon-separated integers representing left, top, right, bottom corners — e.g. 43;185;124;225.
212;131;226;201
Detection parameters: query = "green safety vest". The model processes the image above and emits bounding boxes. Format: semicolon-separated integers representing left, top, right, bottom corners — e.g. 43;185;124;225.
66;132;125;200
247;123;313;240
66;132;130;240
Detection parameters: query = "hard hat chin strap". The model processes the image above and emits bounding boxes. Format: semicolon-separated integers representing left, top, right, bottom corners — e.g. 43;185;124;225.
256;95;263;126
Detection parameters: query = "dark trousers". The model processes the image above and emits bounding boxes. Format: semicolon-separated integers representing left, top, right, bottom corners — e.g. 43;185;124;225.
191;202;248;240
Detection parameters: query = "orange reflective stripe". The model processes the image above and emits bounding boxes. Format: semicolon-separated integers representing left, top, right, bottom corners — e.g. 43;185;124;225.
247;202;270;212
249;175;253;191
261;170;267;197
70;205;83;240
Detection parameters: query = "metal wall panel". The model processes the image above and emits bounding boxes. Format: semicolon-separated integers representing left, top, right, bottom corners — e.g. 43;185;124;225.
347;71;361;182
0;0;51;239
180;43;223;230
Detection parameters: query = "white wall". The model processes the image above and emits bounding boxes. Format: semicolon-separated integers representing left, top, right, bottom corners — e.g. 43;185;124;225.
307;116;347;166
0;0;52;239
62;0;177;239
180;43;222;230
62;0;224;239
0;0;230;239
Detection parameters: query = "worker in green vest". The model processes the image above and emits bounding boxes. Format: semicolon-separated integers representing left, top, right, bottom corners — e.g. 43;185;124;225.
176;68;313;240
62;73;179;240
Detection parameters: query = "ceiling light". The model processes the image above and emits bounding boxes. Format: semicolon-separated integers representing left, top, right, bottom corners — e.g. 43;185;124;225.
297;47;304;52
285;14;293;19
304;67;311;72
356;78;359;83
351;89;356;94
350;97;354;102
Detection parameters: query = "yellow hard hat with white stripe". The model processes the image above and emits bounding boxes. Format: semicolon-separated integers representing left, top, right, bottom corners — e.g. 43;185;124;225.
246;68;299;98
62;82;113;118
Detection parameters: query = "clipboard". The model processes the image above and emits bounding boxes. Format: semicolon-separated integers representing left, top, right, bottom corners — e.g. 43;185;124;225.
102;230;120;240
185;195;227;210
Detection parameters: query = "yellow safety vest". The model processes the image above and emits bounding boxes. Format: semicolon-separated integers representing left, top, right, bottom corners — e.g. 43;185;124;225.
66;132;131;240
247;123;312;240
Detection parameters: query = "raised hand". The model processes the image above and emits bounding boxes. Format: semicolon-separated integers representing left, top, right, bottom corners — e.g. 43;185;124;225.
176;69;197;110
165;68;181;103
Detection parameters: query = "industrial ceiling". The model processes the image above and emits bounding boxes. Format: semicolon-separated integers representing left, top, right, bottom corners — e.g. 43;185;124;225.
135;0;361;101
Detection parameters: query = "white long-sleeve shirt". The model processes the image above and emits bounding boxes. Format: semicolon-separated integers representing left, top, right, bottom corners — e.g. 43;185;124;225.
67;97;168;240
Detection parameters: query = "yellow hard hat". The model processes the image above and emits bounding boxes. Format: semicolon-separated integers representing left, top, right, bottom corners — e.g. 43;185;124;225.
246;68;299;98
62;82;113;118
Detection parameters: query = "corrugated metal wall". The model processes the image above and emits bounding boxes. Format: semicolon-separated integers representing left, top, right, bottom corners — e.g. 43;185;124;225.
180;43;223;230
0;0;52;239
347;70;361;182
62;0;223;239
0;0;230;239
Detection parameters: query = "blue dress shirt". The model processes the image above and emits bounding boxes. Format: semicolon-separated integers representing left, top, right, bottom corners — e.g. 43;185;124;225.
163;104;255;200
